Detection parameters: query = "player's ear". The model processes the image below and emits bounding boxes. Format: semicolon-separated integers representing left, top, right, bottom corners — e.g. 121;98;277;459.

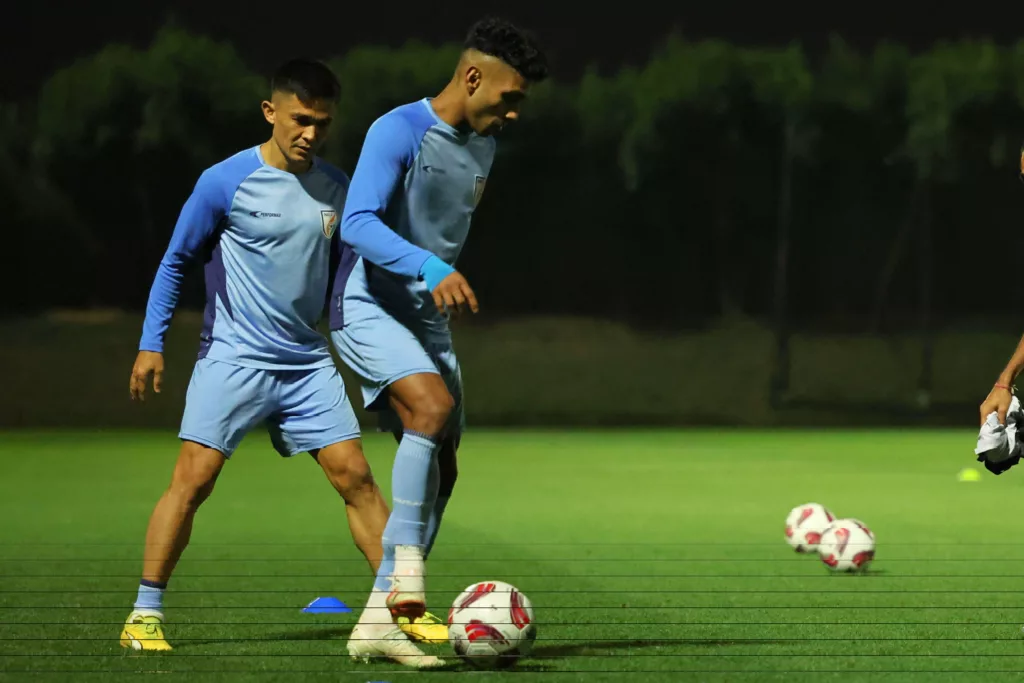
261;100;275;125
465;66;482;96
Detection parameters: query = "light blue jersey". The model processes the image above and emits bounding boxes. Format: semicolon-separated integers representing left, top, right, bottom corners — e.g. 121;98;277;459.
140;146;361;457
329;98;495;329
141;145;348;369
329;99;494;431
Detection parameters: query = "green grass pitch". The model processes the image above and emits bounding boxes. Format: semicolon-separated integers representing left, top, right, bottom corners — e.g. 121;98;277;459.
2;428;1024;681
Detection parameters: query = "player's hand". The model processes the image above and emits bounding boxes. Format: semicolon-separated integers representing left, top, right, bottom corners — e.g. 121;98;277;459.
130;351;165;402
431;271;479;316
980;385;1012;426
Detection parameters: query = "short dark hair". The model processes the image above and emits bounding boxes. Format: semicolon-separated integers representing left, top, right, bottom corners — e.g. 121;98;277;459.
464;17;548;83
270;58;340;102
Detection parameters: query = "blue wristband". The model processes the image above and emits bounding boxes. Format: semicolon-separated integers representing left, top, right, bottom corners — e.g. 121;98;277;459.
419;255;455;292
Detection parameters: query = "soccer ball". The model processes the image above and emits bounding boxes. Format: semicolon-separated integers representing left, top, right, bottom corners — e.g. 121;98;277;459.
447;580;536;669
785;502;836;552
818;518;876;573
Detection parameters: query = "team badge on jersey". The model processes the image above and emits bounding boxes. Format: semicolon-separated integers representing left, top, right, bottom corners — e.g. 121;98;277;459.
473;175;487;207
321;210;338;238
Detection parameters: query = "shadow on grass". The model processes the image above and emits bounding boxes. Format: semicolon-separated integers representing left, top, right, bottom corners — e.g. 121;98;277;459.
171;624;354;649
173;628;778;672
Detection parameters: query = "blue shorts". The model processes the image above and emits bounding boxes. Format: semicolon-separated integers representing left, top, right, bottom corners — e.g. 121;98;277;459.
179;358;361;457
331;314;464;437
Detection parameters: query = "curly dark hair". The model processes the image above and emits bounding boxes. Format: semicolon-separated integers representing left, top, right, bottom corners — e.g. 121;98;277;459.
464;17;548;82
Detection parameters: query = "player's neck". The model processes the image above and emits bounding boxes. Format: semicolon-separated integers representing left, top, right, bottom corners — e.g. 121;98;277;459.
260;140;312;175
430;86;471;134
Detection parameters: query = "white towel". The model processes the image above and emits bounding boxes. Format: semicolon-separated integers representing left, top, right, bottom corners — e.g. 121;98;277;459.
975;395;1023;474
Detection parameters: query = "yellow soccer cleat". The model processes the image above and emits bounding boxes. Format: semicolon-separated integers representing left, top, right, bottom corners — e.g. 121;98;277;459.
119;611;173;651
397;611;448;644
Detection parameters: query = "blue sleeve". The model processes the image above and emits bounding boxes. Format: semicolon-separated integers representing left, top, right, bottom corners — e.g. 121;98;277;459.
340;114;454;290
139;171;227;352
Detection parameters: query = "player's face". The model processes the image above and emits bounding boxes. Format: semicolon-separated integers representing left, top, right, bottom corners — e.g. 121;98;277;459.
262;92;335;164
465;61;529;137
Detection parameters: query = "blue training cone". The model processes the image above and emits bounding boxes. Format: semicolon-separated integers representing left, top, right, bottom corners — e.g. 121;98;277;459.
302;596;352;614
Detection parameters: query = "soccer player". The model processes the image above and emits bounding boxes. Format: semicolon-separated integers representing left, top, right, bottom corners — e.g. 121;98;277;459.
328;18;548;661
121;58;442;668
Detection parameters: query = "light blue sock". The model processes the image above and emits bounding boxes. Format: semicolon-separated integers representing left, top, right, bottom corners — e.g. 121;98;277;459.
134;580;166;613
372;431;439;592
372;534;396;593
384;431;440;547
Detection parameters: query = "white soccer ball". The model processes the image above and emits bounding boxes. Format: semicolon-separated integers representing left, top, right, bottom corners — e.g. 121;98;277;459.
447;580;536;669
817;518;876;573
785;502;836;552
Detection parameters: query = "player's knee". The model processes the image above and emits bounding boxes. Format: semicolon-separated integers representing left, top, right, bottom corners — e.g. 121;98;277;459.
319;444;376;499
169;441;224;507
409;391;454;437
391;374;455;437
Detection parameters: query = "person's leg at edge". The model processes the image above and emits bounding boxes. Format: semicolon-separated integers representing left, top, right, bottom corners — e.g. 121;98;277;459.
120;441;225;650
386;430;458;644
373;372;452;619
312;438;390;574
318;412;447;669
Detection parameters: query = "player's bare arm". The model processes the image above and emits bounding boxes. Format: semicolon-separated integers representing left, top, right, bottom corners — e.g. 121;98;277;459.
979;332;1024;425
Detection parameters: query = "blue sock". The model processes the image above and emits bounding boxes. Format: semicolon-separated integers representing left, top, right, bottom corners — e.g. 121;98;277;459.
372;432;439;593
372;534;396;593
383;431;440;548
134;580;166;613
424;495;451;560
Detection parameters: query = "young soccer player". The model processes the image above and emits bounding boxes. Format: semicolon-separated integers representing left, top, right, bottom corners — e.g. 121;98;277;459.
327;18;548;660
122;58;443;668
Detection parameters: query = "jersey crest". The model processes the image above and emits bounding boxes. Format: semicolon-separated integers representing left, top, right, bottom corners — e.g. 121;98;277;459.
321;210;339;238
473;175;487;207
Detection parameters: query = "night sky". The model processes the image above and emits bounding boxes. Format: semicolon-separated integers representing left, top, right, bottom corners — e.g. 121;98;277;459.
8;2;1024;99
